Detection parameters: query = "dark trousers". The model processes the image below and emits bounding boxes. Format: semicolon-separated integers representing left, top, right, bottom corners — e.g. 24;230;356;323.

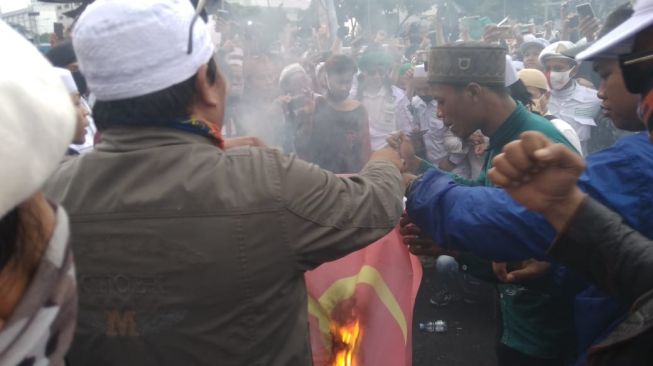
496;343;565;366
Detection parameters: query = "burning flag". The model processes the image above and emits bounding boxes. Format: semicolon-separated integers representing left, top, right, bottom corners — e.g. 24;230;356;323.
305;227;422;366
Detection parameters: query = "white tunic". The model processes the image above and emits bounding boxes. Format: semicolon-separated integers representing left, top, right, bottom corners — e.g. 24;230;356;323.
548;81;601;154
360;85;415;151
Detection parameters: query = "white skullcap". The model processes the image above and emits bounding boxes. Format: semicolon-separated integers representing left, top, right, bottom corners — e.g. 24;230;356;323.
0;21;75;218
279;63;306;89
539;41;577;65
73;0;215;101
504;55;519;87
53;67;79;94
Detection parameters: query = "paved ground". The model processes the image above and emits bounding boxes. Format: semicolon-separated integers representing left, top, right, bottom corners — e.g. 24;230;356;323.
412;262;499;366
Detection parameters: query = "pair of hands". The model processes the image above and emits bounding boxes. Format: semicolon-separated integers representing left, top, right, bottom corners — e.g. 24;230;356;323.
562;15;601;42
400;131;586;282
469;131;487;157
400;213;551;283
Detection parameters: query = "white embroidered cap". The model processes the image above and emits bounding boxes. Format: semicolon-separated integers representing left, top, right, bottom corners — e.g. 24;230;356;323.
73;0;215;101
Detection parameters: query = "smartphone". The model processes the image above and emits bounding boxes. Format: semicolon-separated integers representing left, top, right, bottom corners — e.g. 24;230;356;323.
568;15;579;28
576;3;595;18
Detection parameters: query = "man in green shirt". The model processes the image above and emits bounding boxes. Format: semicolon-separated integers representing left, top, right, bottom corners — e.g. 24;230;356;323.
401;43;580;365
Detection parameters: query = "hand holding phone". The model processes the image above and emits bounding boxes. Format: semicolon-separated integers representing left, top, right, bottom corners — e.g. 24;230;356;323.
576;3;595;18
567;15;579;29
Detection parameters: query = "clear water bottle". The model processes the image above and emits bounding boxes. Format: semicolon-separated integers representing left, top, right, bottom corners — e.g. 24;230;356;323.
418;320;447;333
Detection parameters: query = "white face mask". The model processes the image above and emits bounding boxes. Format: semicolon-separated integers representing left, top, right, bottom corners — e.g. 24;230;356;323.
549;69;573;91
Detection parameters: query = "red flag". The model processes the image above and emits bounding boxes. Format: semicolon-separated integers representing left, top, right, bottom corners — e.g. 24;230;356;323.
305;227;422;366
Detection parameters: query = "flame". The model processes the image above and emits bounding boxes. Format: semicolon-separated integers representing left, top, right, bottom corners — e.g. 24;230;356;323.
331;320;362;366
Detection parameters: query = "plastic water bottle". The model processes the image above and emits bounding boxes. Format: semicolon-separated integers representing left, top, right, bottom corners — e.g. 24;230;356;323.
418;320;447;333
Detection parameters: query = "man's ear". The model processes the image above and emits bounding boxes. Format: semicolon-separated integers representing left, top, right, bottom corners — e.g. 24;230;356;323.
466;82;482;101
195;64;219;107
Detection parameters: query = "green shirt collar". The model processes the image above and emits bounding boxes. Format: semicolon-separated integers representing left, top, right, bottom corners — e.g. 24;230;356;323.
487;103;527;152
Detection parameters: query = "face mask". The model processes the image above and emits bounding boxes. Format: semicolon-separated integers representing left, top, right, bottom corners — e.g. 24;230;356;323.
548;69;573;91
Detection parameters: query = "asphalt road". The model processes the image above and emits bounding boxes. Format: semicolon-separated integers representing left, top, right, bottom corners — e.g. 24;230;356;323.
412;261;499;366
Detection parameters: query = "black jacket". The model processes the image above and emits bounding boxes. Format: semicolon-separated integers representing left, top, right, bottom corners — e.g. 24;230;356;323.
548;197;653;365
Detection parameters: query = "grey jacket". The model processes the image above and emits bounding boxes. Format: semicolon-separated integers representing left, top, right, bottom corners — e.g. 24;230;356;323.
549;197;653;365
44;127;403;366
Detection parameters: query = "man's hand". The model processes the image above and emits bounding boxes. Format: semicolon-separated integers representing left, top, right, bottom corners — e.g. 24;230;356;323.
483;25;502;43
399;214;458;257
224;136;266;149
579;16;601;42
370;146;403;171
387;132;420;174
437;158;457;172
492;260;552;283
488;131;587;231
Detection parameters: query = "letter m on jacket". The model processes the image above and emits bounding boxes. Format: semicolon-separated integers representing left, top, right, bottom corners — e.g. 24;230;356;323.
106;310;139;337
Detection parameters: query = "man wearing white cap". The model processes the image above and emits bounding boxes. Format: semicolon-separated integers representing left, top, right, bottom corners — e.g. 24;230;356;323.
294;54;372;173
42;0;405;365
540;41;601;155
488;0;653;363
518;68;583;154
409;64;469;175
0;21;78;366
222;47;244;137
520;35;549;71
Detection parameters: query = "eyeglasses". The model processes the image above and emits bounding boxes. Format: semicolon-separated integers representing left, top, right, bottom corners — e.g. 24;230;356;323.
620;49;653;66
187;0;210;55
619;49;653;94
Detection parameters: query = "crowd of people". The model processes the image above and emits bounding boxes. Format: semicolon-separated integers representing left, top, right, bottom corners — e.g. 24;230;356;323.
0;0;652;365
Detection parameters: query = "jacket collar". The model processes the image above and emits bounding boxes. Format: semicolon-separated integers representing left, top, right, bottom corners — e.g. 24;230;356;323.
95;127;218;153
